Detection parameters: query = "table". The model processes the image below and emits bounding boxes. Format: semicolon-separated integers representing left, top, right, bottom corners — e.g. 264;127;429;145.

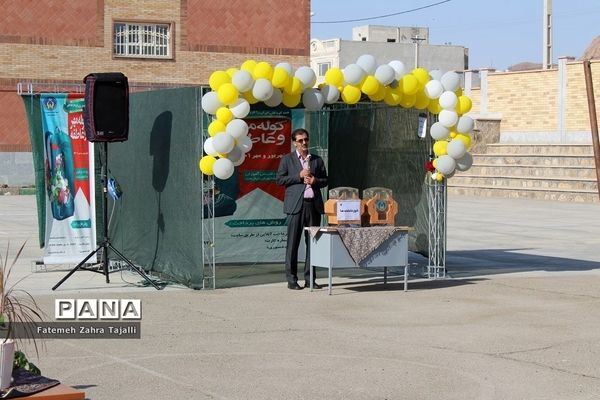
308;226;411;295
24;384;84;399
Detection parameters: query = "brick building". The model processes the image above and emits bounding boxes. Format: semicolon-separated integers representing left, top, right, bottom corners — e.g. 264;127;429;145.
0;0;310;185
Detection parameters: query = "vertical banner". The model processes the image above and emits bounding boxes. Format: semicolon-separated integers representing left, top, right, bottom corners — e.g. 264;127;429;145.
41;94;96;264
209;109;291;262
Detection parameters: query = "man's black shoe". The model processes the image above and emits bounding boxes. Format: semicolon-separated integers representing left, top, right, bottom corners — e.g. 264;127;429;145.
305;282;322;289
287;282;303;290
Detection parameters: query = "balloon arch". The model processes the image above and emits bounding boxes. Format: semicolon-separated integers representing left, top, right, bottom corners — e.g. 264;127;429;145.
199;55;475;181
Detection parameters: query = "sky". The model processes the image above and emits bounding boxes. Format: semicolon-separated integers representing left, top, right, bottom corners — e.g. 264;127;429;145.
310;0;600;71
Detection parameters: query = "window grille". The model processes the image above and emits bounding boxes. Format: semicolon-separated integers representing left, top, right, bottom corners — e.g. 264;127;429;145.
114;22;171;59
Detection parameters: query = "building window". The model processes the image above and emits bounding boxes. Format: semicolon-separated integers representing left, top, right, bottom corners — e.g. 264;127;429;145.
114;22;172;59
317;62;331;77
387;38;396;43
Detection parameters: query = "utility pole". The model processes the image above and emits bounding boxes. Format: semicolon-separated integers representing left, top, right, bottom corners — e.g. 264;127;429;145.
412;35;426;69
543;0;553;69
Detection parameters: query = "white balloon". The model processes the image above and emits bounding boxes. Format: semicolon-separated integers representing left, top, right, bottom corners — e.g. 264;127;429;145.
294;66;317;89
321;85;340;104
302;88;325;111
228;98;250;119
456;115;474;133
356;54;377;75
439;109;459;128
424;80;444;99
275;62;293;75
227;145;245;166
374;64;395;86
343;64;366;85
252;78;274;101
455;152;473;171
429;69;443;81
436;155;456;175
441;71;460;92
447;139;467;159
237;134;253;153
212;132;235;154
430;122;450;140
232;70;254;92
203;137;218;156
201;91;222;115
388;60;406;80
439;91;458;110
213;158;234;180
225;119;249;139
264;89;283;107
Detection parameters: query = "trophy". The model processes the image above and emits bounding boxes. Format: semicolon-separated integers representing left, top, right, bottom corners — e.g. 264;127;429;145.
324;187;366;226
363;187;398;226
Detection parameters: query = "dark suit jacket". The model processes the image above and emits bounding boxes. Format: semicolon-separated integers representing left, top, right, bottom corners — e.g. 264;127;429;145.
276;151;328;215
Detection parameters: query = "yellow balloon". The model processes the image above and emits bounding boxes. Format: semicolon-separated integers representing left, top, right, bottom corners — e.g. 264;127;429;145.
325;68;344;87
226;67;239;78
456;95;472;115
209;71;231;91
208;120;226;137
455;133;472;149
432;158;438;169
272;67;290;88
361;75;381;96
240;59;257;78
243;90;259;104
414;90;430;110
401;74;419;95
341;85;361;104
282;91;301;107
412;68;430;87
433;140;448;156
455;87;464;97
449;130;458;139
217;83;239;105
398;93;416;108
436;173;444;182
216;107;233;124
199;155;217;175
283;77;303;96
427;99;442;114
254;61;274;80
368;85;386;102
383;87;402;106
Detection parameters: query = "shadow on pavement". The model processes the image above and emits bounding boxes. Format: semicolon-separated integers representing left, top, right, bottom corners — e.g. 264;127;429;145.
446;248;600;278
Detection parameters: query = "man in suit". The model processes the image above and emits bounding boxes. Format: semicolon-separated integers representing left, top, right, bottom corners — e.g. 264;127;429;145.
276;128;328;290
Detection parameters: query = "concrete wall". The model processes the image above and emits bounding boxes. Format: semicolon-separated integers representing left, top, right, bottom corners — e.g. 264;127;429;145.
311;39;467;83
351;25;429;44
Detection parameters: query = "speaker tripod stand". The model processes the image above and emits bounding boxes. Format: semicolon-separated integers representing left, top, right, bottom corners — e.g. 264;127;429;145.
52;142;163;291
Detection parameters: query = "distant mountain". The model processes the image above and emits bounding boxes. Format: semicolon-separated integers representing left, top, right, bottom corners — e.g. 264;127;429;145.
507;62;543;71
581;35;600;60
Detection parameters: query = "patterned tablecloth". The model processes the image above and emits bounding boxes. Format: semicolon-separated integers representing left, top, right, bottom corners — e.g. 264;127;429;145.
0;369;60;398
308;226;411;264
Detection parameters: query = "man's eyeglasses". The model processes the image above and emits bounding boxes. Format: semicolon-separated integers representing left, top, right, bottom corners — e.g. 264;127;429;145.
295;139;309;143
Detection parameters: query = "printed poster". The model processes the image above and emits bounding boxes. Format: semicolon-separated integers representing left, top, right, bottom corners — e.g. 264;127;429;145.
41;94;96;264
206;109;292;263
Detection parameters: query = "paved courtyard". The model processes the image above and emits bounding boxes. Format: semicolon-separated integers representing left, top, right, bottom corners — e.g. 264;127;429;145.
1;194;599;399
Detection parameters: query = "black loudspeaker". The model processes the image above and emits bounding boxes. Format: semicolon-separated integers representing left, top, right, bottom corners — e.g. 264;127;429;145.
83;72;129;142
